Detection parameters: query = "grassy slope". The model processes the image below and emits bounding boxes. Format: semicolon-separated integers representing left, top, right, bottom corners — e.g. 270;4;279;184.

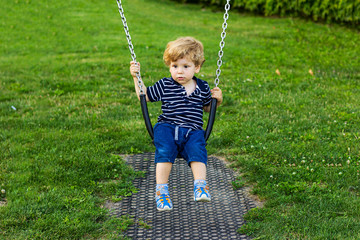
1;0;359;239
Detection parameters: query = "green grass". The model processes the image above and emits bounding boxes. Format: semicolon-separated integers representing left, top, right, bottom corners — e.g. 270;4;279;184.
1;0;359;239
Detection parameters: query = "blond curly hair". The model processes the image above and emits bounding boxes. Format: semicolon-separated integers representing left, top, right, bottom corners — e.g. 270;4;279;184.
163;37;205;67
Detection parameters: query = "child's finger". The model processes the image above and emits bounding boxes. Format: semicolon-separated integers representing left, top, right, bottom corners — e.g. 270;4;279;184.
130;61;140;66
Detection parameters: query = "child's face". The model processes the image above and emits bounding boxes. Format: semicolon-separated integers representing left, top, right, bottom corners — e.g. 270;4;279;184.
169;57;200;86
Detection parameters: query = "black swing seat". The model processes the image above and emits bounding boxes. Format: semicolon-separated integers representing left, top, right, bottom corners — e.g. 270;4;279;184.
140;94;217;143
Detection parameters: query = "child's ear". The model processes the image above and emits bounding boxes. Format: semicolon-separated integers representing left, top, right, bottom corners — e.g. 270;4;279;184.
195;65;201;73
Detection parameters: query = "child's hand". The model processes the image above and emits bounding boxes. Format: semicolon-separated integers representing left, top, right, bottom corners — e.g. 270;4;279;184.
130;61;140;77
211;87;223;106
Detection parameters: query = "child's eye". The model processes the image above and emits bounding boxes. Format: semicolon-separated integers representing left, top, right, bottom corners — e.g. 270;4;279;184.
184;65;188;68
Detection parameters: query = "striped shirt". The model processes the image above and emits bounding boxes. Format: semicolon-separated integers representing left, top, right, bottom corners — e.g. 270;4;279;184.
147;76;212;130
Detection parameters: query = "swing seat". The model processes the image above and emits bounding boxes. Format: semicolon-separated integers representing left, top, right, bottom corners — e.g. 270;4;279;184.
140;95;218;143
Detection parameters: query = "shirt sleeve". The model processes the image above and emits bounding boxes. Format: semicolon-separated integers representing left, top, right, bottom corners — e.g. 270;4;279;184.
203;81;212;106
146;78;165;102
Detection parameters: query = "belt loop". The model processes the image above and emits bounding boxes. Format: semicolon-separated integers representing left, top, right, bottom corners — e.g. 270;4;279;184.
175;126;179;141
186;128;192;138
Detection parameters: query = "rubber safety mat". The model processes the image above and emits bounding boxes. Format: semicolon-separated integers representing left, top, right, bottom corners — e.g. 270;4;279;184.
115;153;257;239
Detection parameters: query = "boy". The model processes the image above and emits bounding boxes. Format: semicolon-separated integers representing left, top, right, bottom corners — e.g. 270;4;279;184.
130;37;223;211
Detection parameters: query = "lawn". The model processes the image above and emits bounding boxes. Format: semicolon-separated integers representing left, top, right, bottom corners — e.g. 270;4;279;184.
1;0;359;239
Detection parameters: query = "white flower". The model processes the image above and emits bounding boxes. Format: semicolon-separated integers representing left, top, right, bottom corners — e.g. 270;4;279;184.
339;172;343;175
1;189;5;194
292;172;296;175
270;175;273;178
311;168;314;172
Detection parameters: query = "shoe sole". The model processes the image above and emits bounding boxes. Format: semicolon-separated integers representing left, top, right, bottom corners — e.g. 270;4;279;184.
194;196;211;202
157;206;173;211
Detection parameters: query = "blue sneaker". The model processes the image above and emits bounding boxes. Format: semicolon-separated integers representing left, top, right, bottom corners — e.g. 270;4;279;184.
194;185;211;202
156;192;173;211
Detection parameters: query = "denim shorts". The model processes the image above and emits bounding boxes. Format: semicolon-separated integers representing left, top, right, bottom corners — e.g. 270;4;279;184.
153;123;208;166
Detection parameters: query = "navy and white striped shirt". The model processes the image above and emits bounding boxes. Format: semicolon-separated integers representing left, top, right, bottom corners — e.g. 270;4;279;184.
147;76;212;130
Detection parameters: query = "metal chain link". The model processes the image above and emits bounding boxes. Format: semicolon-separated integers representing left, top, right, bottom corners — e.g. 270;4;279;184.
116;0;144;94
214;0;231;87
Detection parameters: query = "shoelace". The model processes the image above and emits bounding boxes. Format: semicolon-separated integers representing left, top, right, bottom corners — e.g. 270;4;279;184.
195;186;209;196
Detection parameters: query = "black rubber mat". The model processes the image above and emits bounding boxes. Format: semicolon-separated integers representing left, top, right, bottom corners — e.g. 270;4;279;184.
115;153;257;239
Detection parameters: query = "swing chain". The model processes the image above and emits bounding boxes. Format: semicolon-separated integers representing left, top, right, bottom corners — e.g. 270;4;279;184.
214;0;230;87
116;0;144;94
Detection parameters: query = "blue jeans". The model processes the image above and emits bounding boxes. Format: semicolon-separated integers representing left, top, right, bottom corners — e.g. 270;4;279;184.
154;123;208;166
